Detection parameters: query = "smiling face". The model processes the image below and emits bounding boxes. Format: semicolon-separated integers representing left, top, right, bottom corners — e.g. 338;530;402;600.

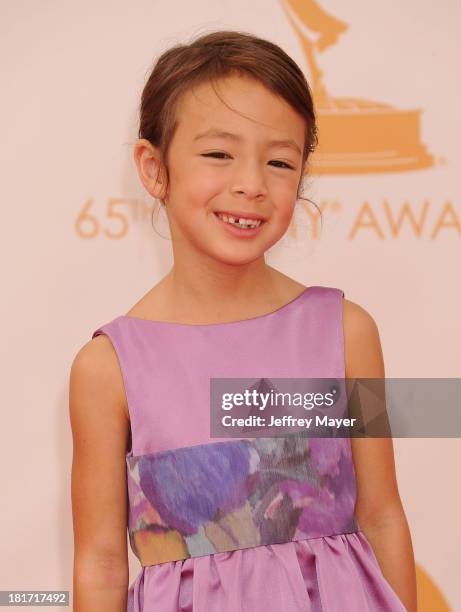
136;74;306;266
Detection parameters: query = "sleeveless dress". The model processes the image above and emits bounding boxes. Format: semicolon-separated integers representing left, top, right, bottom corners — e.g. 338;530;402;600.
92;285;406;611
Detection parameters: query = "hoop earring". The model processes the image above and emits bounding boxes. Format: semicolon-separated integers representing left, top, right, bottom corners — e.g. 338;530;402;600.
282;196;324;242
296;196;324;232
151;200;172;241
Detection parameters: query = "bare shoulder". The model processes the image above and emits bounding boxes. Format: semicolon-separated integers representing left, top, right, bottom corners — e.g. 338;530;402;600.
69;336;131;566
342;297;385;379
341;297;404;524
69;335;130;434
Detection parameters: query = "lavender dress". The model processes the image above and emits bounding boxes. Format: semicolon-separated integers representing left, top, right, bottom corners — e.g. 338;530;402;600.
92;286;406;611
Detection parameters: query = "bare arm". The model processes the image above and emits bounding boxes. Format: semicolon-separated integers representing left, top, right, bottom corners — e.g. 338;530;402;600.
343;298;417;612
69;335;131;611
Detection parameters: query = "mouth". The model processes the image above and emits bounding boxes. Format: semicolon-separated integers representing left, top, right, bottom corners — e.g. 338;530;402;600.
213;210;267;238
213;210;266;229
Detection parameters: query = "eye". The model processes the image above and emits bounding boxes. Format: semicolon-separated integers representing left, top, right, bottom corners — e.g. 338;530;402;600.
269;160;295;170
201;152;230;160
201;152;294;170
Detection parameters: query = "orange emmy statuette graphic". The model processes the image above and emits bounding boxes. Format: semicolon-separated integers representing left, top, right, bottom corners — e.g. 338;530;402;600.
415;564;451;612
281;0;434;174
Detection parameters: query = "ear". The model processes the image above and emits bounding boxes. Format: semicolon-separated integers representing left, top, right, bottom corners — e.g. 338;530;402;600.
133;139;168;201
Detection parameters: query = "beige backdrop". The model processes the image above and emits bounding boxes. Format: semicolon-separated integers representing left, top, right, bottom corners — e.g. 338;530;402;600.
1;0;459;610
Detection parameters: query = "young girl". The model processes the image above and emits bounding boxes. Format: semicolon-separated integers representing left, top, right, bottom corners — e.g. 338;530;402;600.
70;30;417;611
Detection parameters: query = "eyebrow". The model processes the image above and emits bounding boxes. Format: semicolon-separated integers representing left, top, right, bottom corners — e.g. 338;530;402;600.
193;128;302;155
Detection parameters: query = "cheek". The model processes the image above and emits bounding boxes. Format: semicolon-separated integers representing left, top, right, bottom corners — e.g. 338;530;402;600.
278;205;296;232
178;170;224;206
273;186;297;219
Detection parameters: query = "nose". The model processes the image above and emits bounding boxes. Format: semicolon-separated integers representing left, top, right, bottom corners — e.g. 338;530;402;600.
231;160;268;200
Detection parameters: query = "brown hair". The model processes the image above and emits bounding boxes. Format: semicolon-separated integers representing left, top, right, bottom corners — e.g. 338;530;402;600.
138;29;318;205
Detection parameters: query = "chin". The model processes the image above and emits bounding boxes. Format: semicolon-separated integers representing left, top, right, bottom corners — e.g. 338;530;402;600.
209;248;264;267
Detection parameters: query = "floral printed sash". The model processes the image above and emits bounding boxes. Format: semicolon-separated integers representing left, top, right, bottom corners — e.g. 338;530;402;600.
126;434;359;566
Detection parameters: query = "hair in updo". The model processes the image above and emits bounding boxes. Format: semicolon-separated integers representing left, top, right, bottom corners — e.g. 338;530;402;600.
138;29;319;209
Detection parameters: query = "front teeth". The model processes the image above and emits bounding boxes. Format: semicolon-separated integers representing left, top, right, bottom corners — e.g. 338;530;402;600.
217;213;262;229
